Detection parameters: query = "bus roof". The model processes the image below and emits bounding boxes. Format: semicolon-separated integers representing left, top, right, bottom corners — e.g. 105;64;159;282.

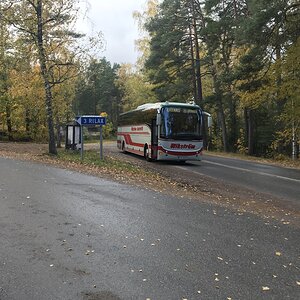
119;102;201;116
136;101;200;111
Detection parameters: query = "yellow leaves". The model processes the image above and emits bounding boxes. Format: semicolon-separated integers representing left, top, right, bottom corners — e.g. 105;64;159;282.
237;83;272;109
100;111;108;117
275;251;282;256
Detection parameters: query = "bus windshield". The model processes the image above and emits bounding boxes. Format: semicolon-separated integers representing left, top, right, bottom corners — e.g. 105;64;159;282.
160;106;202;140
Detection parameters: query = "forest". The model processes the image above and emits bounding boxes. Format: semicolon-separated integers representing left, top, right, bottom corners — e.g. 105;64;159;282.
0;0;299;159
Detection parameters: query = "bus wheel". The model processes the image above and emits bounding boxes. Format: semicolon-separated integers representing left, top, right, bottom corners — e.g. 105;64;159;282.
122;141;126;153
144;145;152;162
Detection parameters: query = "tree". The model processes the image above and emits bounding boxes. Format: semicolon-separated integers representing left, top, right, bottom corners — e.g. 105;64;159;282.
145;0;199;102
9;63;46;140
0;5;13;140
133;0;159;68
235;0;300;156
202;0;250;152
75;58;121;127
116;64;156;112
1;0;98;154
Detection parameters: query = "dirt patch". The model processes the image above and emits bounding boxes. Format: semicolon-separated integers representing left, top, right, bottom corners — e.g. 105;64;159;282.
0;142;48;155
0;141;299;226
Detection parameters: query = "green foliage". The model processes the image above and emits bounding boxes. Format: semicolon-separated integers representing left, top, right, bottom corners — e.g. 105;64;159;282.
116;64;156;112
74;58;121;126
144;0;196;102
0;0;105;153
138;0;300;158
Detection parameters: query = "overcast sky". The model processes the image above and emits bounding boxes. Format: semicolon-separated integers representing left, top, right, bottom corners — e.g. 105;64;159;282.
78;0;146;65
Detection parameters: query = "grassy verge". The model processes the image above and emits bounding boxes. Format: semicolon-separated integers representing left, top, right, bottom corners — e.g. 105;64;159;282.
57;149;140;173
55;149;177;195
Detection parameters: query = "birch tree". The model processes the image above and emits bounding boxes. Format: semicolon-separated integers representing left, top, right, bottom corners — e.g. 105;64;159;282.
1;0;101;154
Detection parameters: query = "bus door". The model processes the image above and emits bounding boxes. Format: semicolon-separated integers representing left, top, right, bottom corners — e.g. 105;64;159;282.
151;118;158;159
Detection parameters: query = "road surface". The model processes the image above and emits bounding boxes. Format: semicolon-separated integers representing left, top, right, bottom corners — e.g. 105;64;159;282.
178;154;300;207
0;156;299;300
104;142;300;211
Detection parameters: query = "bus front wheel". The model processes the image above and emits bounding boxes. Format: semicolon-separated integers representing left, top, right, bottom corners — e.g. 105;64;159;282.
144;145;152;162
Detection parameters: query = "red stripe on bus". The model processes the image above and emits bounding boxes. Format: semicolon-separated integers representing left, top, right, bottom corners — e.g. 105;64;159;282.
118;133;146;148
117;132;150;135
158;146;202;156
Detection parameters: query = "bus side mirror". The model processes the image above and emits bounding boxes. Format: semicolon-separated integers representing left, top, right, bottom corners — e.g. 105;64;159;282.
156;113;162;126
207;115;212;128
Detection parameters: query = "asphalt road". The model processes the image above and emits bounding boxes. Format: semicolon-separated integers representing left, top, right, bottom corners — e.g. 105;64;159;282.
177;154;300;207
105;142;300;210
0;157;299;300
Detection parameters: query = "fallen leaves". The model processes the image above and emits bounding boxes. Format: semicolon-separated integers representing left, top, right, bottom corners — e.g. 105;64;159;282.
262;286;270;291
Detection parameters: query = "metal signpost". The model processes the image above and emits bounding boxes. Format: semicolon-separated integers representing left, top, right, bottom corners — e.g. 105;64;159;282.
76;115;106;160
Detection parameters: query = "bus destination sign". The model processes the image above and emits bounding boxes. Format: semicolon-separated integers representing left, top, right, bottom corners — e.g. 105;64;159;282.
76;115;106;126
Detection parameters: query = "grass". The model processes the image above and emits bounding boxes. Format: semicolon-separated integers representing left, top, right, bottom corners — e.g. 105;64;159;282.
57;148;142;173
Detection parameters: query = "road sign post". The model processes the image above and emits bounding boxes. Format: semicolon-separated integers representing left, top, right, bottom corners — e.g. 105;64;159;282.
76;115;106;161
100;125;103;160
80;125;84;160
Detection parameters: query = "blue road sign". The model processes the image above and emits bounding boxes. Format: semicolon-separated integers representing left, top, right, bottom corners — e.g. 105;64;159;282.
76;115;106;126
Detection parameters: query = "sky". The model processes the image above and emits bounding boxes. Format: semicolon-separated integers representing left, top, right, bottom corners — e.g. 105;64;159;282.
77;0;146;65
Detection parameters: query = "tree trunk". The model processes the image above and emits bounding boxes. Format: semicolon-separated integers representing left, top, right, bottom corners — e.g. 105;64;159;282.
188;24;197;102
5;104;12;141
245;108;254;155
228;96;238;151
36;0;57;155
190;1;207;147
217;105;228;152
210;58;228;152
25;109;30;134
56;118;61;148
191;1;203;104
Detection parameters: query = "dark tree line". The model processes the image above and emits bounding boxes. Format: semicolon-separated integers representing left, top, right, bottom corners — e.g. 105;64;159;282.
74;58;122;127
143;0;300;158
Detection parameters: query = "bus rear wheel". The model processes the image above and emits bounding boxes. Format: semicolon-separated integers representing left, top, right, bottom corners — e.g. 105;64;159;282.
144;145;152;162
122;141;126;153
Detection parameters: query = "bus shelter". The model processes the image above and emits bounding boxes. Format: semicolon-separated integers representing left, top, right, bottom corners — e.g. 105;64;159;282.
65;123;81;150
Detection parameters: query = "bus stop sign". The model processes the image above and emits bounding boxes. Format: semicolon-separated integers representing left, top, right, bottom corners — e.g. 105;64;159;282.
76;116;106;126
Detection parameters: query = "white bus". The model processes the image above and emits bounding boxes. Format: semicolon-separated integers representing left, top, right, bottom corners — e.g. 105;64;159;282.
117;102;211;162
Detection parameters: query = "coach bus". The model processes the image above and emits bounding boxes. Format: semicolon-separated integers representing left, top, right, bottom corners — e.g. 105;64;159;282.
117;101;211;162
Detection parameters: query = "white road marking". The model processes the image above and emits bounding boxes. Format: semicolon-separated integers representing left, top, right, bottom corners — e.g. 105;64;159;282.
175;160;300;183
